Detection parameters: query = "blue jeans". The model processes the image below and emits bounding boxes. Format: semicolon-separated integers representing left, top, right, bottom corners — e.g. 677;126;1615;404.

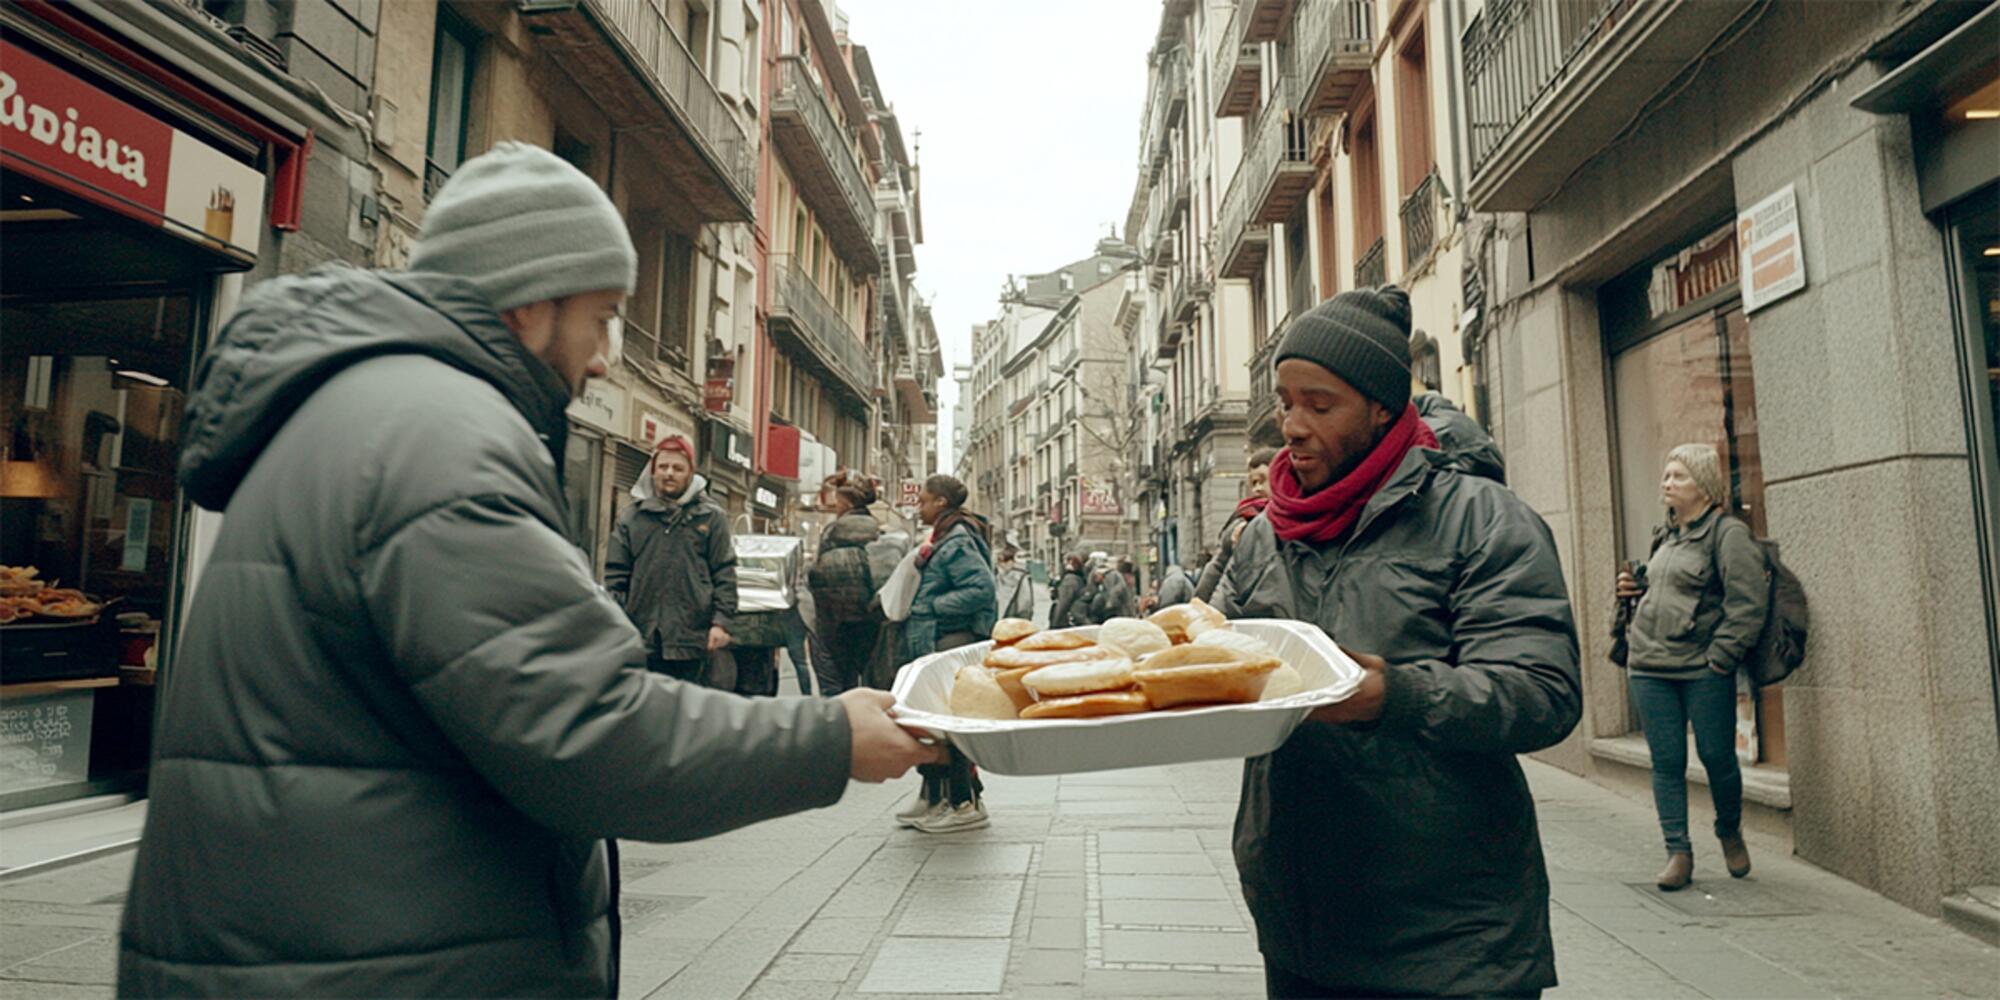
1630;671;1743;854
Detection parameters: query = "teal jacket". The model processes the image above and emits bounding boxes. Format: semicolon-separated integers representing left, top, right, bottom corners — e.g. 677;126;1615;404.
900;519;997;661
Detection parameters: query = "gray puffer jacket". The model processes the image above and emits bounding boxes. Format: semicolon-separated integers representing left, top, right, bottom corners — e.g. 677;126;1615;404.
1215;446;1580;995
120;267;851;997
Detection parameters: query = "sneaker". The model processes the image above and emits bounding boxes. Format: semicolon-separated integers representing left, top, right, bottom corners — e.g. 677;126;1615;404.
894;797;939;828
914;800;991;834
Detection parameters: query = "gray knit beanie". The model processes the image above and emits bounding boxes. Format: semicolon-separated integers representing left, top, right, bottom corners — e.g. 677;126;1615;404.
1274;285;1414;411
408;142;637;312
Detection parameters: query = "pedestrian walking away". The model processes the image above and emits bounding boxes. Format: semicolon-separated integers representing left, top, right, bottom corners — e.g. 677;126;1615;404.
116;143;941;998
1195;447;1276;602
1215;285;1581;999
1156;558;1196;607
607;433;738;685
995;546;1036;620
1091;557;1139;621
894;474;999;834
809;470;886;696
1613;442;1769;891
1051;552;1092;628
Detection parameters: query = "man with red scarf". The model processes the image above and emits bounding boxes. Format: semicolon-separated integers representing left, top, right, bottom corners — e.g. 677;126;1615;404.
1215;286;1580;999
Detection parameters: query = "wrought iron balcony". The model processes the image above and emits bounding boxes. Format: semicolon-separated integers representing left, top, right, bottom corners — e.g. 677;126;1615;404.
1354;236;1388;290
772;55;879;272
1462;0;1744;210
1161;50;1189;126
1228;89;1315;229
1214;153;1272;281
1400;171;1443;271
1212;2;1261;119
1243;0;1295;41
1284;0;1373;118
768;257;875;408
520;0;756;221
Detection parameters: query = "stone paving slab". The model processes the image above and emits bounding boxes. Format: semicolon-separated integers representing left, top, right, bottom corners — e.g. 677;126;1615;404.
1095;830;1205;854
1099;927;1260;967
856;937;1010;994
1096;874;1231;901
1099;898;1245;929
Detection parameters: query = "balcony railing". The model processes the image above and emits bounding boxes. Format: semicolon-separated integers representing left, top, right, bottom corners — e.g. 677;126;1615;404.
1161;50;1189;125
1284;0;1374;118
769;258;875;406
1400;171;1443;271
1214;145;1272;280
526;0;756;219
1354;237;1388;290
772;55;879;271
1212;2;1261;118
1463;0;1622;173
1234;88;1314;226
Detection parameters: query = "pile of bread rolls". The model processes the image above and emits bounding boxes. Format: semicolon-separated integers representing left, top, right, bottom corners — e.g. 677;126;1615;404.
947;599;1308;721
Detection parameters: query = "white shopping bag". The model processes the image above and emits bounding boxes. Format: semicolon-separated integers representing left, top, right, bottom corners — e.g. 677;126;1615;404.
878;544;923;623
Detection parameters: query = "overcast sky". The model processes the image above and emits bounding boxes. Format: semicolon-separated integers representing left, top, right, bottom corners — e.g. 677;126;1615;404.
837;0;1158;472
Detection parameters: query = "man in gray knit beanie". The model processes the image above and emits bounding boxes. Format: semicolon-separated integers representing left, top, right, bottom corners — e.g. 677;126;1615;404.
409;141;639;395
132;138;939;997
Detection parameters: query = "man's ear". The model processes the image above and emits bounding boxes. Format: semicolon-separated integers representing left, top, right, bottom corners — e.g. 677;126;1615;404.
501;300;555;346
1371;401;1397;432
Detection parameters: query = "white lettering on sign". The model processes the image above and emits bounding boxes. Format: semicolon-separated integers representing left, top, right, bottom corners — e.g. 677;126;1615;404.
1738;184;1806;313
755;487;779;508
0;71;149;186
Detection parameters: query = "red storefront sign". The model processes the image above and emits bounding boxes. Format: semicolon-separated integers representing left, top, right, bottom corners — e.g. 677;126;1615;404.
1;38;266;257
765;423;801;479
703;378;732;411
898;482;921;508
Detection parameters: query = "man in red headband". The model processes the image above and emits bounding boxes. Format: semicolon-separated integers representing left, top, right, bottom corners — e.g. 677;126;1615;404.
1214;286;1580;999
607;434;736;682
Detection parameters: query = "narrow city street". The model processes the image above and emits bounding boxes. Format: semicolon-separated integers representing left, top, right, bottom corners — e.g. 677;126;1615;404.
3;754;1994;1000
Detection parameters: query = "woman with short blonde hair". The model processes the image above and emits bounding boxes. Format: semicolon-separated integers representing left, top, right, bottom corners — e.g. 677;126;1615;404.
1613;442;1769;891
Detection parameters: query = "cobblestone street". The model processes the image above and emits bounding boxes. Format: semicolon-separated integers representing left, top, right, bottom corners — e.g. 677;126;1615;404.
3;753;1994;999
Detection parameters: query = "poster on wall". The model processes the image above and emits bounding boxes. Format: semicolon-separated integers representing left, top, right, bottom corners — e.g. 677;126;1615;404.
1737;184;1807;313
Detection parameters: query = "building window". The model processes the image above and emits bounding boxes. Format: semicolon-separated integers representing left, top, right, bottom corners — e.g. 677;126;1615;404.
658;231;696;370
426;10;478;184
1312;179;1344;294
1394;20;1434;196
1350;101;1384;253
682;1;712;74
742;4;762;102
552;129;592;178
1286;202;1314;319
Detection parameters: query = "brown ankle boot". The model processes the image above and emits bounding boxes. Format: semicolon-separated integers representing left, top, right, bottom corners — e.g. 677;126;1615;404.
1656;852;1693;891
1720;834;1751;878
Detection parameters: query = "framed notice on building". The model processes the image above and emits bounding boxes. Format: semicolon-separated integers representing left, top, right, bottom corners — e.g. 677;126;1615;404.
1737;185;1807;313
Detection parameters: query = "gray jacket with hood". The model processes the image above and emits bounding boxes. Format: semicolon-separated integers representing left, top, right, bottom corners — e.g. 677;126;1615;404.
606;465;737;660
1213;417;1579;995
118;267;852;998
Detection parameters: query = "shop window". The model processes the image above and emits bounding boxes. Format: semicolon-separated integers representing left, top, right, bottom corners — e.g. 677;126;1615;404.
1604;223;1781;767
564;427;604;560
426;10;478;192
2;294;194;640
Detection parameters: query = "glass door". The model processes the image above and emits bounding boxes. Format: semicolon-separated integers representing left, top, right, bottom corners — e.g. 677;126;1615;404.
1944;185;2000;735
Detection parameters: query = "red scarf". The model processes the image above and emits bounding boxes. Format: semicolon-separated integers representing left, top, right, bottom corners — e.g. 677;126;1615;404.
1234;495;1270;522
1266;404;1437;544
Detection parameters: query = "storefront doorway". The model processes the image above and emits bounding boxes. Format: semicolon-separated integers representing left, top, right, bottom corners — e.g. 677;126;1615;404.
1942;184;2000;733
1603;222;1784;768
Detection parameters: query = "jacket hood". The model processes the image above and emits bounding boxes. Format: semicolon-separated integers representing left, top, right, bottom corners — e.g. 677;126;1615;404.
178;266;573;510
631;464;710;511
1415;392;1507;483
819;510;881;550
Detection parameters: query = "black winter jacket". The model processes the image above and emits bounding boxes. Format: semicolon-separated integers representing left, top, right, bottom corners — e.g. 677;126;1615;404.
1216;445;1580;995
606;474;737;660
121;268;851;998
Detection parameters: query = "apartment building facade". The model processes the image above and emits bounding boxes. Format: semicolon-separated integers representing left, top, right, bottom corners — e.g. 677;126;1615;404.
1452;0;1998;936
361;0;762;566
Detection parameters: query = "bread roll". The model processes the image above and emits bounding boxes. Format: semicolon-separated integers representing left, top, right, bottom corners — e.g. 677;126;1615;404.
1260;663;1305;700
1020;656;1136;698
991;666;1041;712
1018;689;1152;719
1098;617;1172;658
949;665;1019;719
1132;645;1281;709
1193;628;1277;658
992;618;1038;646
1147;598;1229;644
984;643;1107;671
1017;629;1095;651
